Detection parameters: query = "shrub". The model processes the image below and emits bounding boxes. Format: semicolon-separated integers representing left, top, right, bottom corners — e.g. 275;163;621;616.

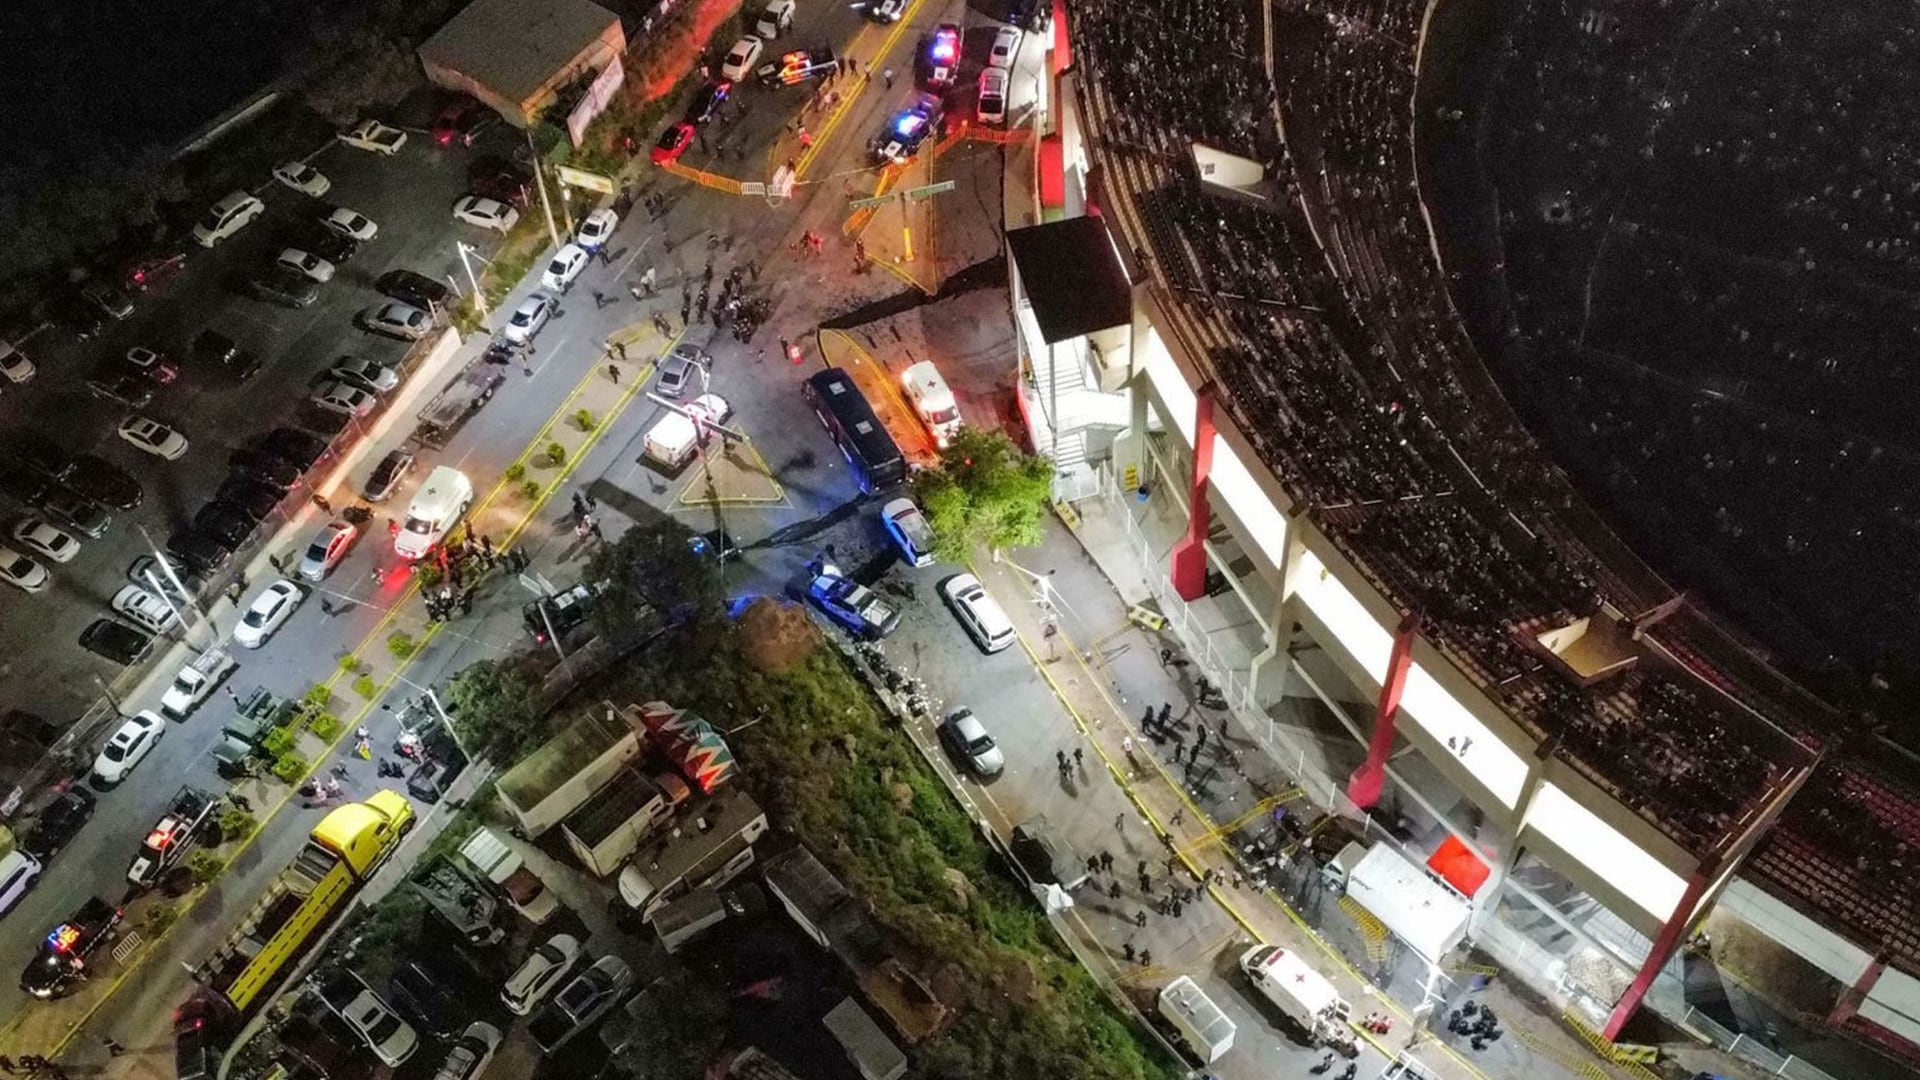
310;713;343;741
271;751;308;784
415;563;445;589
575;408;597;432
261;726;296;757
303;684;334;713
352;675;378;699
187;850;227;885
218;806;257;844
521;479;542;501
544;442;567;467
504;462;526;483
338;654;365;675
143;902;180;936
387;631;418;660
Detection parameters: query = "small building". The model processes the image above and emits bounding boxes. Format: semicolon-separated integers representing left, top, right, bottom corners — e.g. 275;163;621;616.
418;0;627;128
823;998;908;1080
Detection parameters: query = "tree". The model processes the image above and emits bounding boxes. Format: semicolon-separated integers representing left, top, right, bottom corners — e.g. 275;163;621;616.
913;428;1055;563
586;520;725;640
444;658;545;763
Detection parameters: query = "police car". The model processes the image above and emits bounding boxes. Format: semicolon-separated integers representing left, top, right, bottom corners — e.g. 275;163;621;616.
806;563;902;639
924;23;961;86
875;94;945;164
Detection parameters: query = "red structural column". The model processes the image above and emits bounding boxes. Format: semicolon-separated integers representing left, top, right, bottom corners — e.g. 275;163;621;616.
1829;953;1889;1026
1169;382;1217;602
1346;614;1420;809
1604;864;1716;1040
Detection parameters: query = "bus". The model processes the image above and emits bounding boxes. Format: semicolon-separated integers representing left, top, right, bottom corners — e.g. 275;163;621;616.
802;368;906;493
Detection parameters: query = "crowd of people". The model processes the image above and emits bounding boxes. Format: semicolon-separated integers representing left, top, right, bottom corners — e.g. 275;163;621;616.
1066;0;1819;855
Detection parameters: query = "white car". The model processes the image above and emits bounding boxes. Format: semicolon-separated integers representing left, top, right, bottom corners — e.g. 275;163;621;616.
977;67;1009;125
501;933;582;1015
939;572;1018;653
323;207;379;241
0;544;50;593
0;342;34;384
0;852;43;919
338;119;408;155
191;192;265;247
298;520;358;582
359;302;433;341
575;208;618;251
338;984;419;1066
880;498;935;568
990;25;1023;68
453;195;520;233
11;516;80;563
310;379;377;418
233;579;304;648
119;416;190;460
91;711;165;786
541;244;590;292
277;248;336;284
721;36;765;81
503;294;555;345
273;160;332;197
434;1022;502;1080
112;584;178;634
330;358;399;394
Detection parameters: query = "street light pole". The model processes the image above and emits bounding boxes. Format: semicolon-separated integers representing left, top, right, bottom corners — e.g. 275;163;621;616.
137;525;212;644
456;242;491;329
525;131;563;248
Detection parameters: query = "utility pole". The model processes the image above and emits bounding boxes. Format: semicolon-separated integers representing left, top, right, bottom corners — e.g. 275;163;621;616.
526;131;563;248
456;242;491;329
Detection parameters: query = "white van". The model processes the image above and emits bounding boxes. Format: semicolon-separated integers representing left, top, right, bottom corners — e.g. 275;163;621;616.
643;394;732;472
0;851;43;918
754;0;796;39
939;572;1016;653
900;360;962;448
395;466;473;560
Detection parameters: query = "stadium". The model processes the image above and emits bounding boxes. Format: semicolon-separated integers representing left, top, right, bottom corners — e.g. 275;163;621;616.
1005;0;1920;1071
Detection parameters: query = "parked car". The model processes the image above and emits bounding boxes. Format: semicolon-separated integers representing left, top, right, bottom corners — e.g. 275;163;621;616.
191;192;266;247
111;584;178;635
452;196;519;233
323;206;379;241
80;279;135;320
651;122;696;164
925;23;961;85
85;374;154;409
79;619;151;665
19;788;95;863
358;302;433;341
338;120;408;155
263;427;332;472
127;553;198;599
91;711;165;786
119;250;187;292
192;502;256;549
233;579;303;648
48;294;106;341
330;358;399;394
293;224;359;265
881;497;936;567
805;563;901;639
389;961;466;1038
0;545;49;594
118;416;189;460
721;36;765;81
298;521;358;582
245;267;319;309
277;248;336;283
228;449;301;490
11;516;79;563
529;955;633;1053
317;969;419;1067
192;330;261;381
503;294;554;345
431;100;494;147
939;709;1003;775
939;572;1018;653
66;455;143;510
575;208;618;250
273;161;331;197
165;531;232;575
310;379;377;418
363;449;415;502
0;342;33;384
467;157;531;207
655;342;709;397
375;270;452;311
501;933;582;1016
432;1022;502;1080
122;346;180;383
36;489;111;538
14;436;70;481
214;478;284;523
990;25;1023;67
541;244;590;292
977;67;1009;125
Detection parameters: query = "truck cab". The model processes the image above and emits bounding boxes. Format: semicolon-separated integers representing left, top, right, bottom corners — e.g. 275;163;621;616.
395;466;473;560
160;648;236;720
128;786;218;887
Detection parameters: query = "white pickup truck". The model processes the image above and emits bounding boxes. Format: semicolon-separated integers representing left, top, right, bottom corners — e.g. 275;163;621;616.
159;648;236;720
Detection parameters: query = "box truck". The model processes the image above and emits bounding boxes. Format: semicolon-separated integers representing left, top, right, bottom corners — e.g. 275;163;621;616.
1240;944;1353;1045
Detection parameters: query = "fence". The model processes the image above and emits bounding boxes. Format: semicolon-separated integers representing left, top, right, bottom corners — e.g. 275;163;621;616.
1677;1006;1841;1080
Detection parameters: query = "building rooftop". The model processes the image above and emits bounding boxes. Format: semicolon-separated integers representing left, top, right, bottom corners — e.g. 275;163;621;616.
418;0;621;105
1007;216;1133;344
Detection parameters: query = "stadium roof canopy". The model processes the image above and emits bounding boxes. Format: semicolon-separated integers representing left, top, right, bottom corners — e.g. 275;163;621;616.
1007;216;1133;344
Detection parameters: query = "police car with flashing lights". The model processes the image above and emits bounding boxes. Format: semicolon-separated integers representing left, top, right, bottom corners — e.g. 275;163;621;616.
924;23;961;86
21;897;121;998
875;94;945;164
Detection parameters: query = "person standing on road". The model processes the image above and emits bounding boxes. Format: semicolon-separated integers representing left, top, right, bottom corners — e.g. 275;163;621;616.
606;363;620;384
882;67;895;89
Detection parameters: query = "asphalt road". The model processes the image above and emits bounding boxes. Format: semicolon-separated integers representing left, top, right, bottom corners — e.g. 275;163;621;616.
0;0;1077;1071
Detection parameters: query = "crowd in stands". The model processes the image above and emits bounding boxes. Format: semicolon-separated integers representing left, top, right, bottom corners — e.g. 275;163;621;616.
1066;0;1827;858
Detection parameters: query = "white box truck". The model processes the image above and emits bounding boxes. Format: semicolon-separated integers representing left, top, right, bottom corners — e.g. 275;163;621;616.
617;789;768;919
394;465;472;560
1157;975;1236;1063
1240;944;1353;1044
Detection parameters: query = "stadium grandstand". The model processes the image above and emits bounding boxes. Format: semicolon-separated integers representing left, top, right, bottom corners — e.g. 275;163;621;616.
1011;0;1920;1069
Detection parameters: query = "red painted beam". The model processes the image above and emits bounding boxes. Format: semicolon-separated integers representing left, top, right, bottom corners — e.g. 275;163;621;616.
1604;865;1715;1040
1346;614;1420;809
1169;383;1216;602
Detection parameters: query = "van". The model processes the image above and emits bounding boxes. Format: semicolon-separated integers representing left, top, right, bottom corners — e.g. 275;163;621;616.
939;572;1017;653
754;0;795;39
900;360;962;448
0;851;43;918
642;393;732;472
395;466;473;560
